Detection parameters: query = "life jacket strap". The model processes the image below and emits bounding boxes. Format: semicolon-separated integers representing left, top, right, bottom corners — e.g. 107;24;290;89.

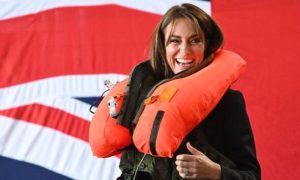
149;110;165;155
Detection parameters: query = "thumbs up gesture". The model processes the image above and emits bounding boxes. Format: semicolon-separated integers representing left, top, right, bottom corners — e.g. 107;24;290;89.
175;142;221;179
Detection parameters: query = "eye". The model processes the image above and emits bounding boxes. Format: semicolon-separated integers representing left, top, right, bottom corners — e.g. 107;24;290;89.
169;38;180;44
190;38;201;44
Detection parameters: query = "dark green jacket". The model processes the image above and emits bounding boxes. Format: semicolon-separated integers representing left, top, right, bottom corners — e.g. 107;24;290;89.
117;61;260;180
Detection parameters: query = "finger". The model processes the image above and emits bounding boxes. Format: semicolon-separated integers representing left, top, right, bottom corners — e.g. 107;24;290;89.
176;154;195;161
187;142;205;156
176;166;190;178
175;159;194;167
176;166;197;179
176;165;185;173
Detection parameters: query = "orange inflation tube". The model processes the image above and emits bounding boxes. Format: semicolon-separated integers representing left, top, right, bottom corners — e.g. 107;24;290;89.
89;78;130;157
132;50;246;157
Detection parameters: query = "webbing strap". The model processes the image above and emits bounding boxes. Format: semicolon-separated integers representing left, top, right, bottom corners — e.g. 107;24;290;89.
149;111;165;155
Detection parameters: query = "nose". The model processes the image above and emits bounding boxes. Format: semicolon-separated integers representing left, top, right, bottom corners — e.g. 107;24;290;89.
180;42;191;54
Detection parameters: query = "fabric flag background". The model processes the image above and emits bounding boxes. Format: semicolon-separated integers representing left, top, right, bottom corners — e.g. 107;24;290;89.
0;1;209;180
0;0;299;180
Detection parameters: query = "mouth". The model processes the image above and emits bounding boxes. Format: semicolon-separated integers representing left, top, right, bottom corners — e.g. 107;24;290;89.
175;58;194;66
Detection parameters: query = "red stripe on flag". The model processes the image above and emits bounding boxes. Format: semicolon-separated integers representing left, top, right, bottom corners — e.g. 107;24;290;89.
0;104;89;142
0;5;161;88
212;1;300;179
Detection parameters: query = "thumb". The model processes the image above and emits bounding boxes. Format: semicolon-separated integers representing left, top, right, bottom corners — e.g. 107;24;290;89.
187;142;204;156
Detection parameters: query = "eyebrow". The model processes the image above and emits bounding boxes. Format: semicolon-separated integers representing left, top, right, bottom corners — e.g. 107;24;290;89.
169;34;199;39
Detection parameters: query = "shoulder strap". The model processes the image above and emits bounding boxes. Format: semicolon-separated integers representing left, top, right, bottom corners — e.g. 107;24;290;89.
117;61;160;130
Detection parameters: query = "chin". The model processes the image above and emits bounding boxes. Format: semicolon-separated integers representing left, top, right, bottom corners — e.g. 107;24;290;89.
173;69;185;74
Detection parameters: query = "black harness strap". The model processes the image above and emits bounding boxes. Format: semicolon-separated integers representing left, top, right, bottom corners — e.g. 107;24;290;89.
149;111;165;155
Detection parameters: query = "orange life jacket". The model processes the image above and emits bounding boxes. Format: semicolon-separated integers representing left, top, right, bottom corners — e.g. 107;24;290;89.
89;50;246;158
133;50;246;157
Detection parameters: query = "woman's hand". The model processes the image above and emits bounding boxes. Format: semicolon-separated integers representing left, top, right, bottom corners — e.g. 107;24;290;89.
175;142;221;179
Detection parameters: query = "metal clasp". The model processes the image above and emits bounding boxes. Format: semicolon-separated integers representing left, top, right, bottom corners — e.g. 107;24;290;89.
107;96;120;118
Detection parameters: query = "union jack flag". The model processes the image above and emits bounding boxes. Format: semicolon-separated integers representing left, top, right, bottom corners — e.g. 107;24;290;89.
0;1;210;179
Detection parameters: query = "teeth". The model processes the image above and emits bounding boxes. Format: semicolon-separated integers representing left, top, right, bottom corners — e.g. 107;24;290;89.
176;58;193;64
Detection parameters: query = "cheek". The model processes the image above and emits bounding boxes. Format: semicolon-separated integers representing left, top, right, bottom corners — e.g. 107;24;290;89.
166;46;176;56
197;53;205;62
166;46;178;63
194;47;205;62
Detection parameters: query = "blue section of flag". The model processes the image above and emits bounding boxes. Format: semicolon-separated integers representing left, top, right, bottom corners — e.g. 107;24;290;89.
0;156;72;180
75;97;102;106
75;97;103;114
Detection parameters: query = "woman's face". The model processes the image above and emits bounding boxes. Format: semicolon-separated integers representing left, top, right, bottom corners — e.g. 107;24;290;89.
164;18;205;74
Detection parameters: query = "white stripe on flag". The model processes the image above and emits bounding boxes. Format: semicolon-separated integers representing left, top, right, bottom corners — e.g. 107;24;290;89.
0;0;210;20
0;115;121;180
0;74;127;110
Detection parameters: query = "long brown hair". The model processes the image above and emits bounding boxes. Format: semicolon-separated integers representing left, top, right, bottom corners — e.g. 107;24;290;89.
150;3;224;78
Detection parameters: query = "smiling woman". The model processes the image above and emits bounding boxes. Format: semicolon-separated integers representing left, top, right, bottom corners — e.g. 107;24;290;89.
118;3;260;180
164;18;205;74
89;3;261;180
150;3;223;79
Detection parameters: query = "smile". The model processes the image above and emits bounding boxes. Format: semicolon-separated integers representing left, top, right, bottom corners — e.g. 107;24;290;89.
176;58;194;65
